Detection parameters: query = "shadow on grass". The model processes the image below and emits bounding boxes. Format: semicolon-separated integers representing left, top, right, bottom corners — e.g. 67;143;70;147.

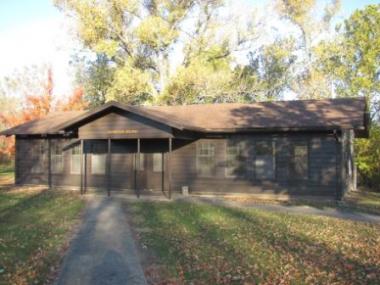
131;200;380;284
0;189;49;220
219;205;380;282
0;189;84;285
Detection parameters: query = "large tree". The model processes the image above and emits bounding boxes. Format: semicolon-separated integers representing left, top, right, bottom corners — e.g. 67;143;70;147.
316;4;380;118
0;65;88;158
275;0;341;99
55;0;262;105
74;53;115;108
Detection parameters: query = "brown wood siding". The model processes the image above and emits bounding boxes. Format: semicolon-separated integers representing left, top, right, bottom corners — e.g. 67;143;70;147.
78;110;173;139
170;133;338;197
15;132;341;198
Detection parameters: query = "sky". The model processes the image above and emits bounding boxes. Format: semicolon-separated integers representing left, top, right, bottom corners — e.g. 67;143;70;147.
0;0;379;97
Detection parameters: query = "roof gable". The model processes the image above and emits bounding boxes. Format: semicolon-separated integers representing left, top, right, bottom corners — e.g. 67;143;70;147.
78;109;173;139
49;101;186;134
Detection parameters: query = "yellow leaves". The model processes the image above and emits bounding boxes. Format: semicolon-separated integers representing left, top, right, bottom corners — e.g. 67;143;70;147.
94;39;119;57
162;51;234;104
105;63;154;104
135;16;178;50
111;0;139;14
75;2;109;47
276;0;316;25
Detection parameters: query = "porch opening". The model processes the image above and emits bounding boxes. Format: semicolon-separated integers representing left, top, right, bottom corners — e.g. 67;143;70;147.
77;138;172;198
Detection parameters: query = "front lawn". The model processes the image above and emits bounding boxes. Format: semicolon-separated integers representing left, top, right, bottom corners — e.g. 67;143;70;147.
227;190;380;216
128;201;380;285
0;188;85;284
343;191;380;215
0;164;14;185
280;191;380;216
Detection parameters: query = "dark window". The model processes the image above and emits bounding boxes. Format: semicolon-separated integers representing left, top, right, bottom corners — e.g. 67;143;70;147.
31;141;46;173
291;143;308;179
255;141;275;180
196;142;215;176
70;145;81;174
153;153;163;172
51;141;64;174
225;140;246;177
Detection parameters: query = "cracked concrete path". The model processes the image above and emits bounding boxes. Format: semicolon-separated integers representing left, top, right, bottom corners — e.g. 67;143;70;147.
55;196;147;285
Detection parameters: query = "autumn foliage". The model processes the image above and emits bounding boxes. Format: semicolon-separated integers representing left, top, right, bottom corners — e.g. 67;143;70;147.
0;68;88;160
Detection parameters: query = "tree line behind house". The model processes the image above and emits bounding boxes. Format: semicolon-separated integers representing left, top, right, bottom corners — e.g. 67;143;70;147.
0;0;379;190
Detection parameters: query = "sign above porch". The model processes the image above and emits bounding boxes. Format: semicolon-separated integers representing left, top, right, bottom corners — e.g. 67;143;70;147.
78;111;173;139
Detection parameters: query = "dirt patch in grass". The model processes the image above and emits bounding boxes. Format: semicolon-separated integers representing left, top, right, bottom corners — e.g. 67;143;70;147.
0;187;85;285
127;200;380;285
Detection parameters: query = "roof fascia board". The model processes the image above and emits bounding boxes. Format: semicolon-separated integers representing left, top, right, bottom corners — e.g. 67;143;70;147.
48;101;186;134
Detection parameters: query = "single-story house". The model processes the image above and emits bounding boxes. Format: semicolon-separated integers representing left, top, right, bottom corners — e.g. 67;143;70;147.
0;98;369;200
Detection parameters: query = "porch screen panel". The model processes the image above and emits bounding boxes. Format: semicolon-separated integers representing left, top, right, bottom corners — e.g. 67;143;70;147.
70;145;81;174
153;153;163;172
255;141;275;180
31;140;46;173
51;141;63;174
91;141;107;175
196;142;216;176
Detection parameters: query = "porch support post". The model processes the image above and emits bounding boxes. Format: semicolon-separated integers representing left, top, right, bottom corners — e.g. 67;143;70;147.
168;138;172;199
84;148;87;193
350;130;357;191
339;129;349;200
107;138;111;197
137;138;140;198
80;139;84;195
48;138;52;190
161;152;164;194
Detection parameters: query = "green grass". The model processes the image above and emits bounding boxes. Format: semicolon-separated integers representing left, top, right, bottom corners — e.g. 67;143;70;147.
0;188;85;285
128;201;380;285
0;163;14;174
0;164;14;185
278;191;380;216
227;190;380;216
342;191;380;215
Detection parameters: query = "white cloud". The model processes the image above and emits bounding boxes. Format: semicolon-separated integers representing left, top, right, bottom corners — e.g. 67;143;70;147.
0;14;79;98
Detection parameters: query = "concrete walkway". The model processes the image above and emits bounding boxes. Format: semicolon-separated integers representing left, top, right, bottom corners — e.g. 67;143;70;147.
183;197;380;224
55;197;147;285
